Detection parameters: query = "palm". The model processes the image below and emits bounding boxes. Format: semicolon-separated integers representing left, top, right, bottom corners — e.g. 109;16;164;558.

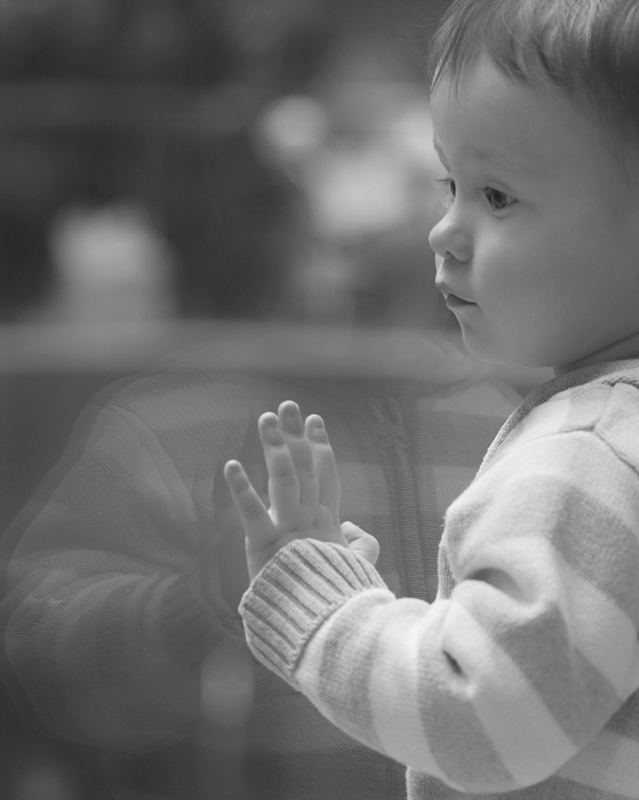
226;402;344;578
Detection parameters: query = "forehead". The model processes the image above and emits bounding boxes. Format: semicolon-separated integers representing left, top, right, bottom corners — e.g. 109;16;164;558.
430;56;615;182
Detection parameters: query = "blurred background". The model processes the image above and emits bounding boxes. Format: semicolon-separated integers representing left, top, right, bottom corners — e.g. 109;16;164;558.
0;2;550;798
0;0;450;328
0;3;448;796
1;0;461;548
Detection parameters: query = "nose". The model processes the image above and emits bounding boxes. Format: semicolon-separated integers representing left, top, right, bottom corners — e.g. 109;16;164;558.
428;205;471;263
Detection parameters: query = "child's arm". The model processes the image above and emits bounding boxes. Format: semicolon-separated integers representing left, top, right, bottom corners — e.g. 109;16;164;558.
223;400;379;579
1;384;261;751
226;406;639;794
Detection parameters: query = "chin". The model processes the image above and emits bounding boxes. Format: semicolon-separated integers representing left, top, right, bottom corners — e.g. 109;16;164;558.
461;333;549;368
459;332;507;364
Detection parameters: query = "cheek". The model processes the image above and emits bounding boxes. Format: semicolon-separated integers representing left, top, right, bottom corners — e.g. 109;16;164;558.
473;238;536;303
477;225;571;304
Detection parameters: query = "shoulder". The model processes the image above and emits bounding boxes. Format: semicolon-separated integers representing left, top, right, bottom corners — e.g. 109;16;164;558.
452;366;639;549
444;372;639;607
84;363;291;441
489;366;639;470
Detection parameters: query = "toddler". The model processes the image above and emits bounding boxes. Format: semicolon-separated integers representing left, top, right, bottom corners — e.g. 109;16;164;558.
225;0;639;797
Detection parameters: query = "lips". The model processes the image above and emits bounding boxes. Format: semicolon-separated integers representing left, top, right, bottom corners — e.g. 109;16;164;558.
435;280;475;307
445;293;476;308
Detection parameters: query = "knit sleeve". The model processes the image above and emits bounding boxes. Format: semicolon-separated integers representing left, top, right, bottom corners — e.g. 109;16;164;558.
240;427;639;794
1;396;247;751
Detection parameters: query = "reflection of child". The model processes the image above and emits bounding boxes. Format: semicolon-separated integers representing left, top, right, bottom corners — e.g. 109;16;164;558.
1;342;517;800
225;1;639;797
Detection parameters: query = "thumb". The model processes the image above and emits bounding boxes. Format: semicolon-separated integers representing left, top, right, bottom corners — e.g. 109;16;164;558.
341;521;380;566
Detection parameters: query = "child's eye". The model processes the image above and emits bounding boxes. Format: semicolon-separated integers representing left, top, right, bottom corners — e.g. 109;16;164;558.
434;177;456;212
484;187;515;211
436;177;456;197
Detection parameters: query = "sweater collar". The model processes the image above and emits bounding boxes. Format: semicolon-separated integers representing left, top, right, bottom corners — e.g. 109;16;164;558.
480;358;639;469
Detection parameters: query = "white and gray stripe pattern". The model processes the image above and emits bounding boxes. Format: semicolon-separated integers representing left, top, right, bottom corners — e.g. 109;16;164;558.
241;361;639;798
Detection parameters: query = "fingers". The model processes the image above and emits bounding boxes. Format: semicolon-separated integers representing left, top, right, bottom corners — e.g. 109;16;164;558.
341;521;380;565
258;412;300;517
278;402;319;508
256;402;339;528
224;460;274;539
306;414;340;521
224;459;285;581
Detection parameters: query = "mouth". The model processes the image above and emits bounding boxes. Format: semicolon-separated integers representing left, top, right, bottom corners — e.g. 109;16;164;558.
435;279;476;308
445;293;476;309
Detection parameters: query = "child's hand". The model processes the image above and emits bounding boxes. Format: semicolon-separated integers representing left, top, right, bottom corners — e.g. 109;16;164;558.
224;401;379;580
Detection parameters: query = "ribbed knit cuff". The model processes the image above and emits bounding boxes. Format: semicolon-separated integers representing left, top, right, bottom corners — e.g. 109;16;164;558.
239;539;387;685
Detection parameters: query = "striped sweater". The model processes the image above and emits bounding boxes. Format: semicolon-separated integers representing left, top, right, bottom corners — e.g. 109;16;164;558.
241;359;639;799
1;336;518;800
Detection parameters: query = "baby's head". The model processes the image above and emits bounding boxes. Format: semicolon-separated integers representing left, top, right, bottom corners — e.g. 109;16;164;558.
427;0;639;372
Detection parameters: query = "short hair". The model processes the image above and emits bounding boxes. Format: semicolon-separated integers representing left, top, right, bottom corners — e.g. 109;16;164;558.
429;0;639;150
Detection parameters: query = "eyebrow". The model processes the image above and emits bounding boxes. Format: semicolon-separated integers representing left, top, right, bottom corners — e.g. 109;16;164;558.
470;144;515;168
435;137;502;165
433;137;534;177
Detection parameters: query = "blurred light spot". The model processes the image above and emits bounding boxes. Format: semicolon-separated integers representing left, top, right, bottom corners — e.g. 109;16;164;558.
260;95;329;161
389;99;440;173
307;144;408;236
48;200;176;323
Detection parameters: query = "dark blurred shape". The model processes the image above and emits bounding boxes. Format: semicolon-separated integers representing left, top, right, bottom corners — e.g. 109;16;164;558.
144;130;304;320
0;0;451;325
0;0;300;322
9;756;84;800
0;1;233;83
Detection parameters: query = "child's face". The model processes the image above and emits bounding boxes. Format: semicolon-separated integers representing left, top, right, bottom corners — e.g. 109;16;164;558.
429;55;639;370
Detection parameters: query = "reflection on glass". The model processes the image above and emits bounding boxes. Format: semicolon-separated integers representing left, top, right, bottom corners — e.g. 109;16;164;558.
0;3;541;799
